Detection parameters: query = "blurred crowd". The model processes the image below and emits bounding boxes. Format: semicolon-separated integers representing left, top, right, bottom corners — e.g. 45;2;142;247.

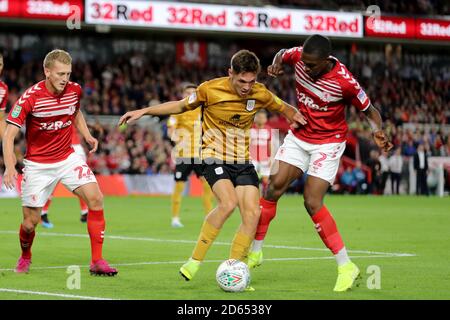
0;38;449;194
85;122;174;176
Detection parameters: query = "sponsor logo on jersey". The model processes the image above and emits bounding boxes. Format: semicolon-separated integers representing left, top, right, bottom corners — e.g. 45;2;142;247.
39;120;72;131
246;99;255;111
230;114;241;122
219;114;246;128
11;105;22;118
298;93;328;111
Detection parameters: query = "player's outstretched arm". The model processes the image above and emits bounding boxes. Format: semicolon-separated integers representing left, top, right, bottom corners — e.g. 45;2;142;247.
267;49;286;78
363;104;393;152
75;111;98;154
2;124;20;189
281;102;307;128
118;99;187;126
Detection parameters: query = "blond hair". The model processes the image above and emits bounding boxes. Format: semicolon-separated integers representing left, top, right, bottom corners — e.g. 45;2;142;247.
43;49;72;69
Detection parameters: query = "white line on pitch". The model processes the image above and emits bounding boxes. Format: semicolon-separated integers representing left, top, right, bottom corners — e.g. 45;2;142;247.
0;288;117;300
0;230;416;257
0;254;411;272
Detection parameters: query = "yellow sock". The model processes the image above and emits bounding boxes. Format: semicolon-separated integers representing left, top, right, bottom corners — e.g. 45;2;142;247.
229;232;253;261
171;181;185;218
201;179;213;215
192;220;220;261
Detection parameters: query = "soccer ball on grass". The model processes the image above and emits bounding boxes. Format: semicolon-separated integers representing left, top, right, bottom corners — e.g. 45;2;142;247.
216;259;250;292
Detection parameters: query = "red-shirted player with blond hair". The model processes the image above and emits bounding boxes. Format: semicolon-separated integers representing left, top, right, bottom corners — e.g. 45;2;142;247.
40;126;90;228
247;35;392;292
2;49;117;276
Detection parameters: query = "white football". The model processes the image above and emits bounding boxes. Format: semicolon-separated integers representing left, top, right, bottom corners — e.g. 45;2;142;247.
216;259;250;292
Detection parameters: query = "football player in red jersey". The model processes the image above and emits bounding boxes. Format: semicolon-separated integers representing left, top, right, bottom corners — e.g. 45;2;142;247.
248;35;392;292
0;52;9;139
40;126;90;228
2;49;117;276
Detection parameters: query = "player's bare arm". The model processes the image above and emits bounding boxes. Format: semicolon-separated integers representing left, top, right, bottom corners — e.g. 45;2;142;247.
118;99;187;126
267;49;287;77
363;104;393;152
2;124;20;189
75;111;98;154
281;102;307;128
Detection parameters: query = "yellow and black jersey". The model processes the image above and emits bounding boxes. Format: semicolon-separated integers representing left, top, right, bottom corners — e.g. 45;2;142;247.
168;108;202;158
184;77;285;162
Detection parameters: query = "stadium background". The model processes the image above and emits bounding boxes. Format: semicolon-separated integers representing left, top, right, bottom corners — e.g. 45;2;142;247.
1;0;449;198
0;0;449;301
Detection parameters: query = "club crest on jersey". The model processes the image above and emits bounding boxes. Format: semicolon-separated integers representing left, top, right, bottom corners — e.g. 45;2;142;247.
322;92;331;102
246;100;255;111
12;105;22;118
68;105;76;115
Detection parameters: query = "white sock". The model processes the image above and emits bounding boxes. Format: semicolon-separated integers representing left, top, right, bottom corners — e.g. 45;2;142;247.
335;247;351;267
251;240;264;252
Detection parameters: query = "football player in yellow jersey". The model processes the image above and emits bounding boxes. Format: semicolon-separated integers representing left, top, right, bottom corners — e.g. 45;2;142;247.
119;50;306;288
167;83;214;228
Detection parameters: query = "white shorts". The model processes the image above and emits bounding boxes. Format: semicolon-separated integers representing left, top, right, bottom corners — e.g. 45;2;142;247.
253;160;271;178
21;152;97;207
72;144;87;161
274;131;346;184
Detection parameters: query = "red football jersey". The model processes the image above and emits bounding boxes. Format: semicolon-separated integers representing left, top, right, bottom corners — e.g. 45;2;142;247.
72;125;81;145
0;80;8;111
282;47;370;144
250;124;272;162
7;80;82;163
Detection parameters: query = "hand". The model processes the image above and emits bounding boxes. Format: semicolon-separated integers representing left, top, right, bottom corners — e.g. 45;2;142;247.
290;111;307;129
3;168;18;190
373;130;394;152
85;135;99;154
118;110;144;126
267;63;284;78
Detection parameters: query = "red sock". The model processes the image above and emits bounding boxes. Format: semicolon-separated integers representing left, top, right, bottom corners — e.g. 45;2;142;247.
311;205;344;254
19;224;35;259
79;197;88;214
255;198;278;240
87;209;105;263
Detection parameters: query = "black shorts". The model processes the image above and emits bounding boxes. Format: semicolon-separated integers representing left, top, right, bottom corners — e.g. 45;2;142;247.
174;158;203;182
202;158;259;189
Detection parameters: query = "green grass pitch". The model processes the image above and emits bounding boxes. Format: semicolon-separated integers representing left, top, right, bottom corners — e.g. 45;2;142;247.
0;195;449;300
